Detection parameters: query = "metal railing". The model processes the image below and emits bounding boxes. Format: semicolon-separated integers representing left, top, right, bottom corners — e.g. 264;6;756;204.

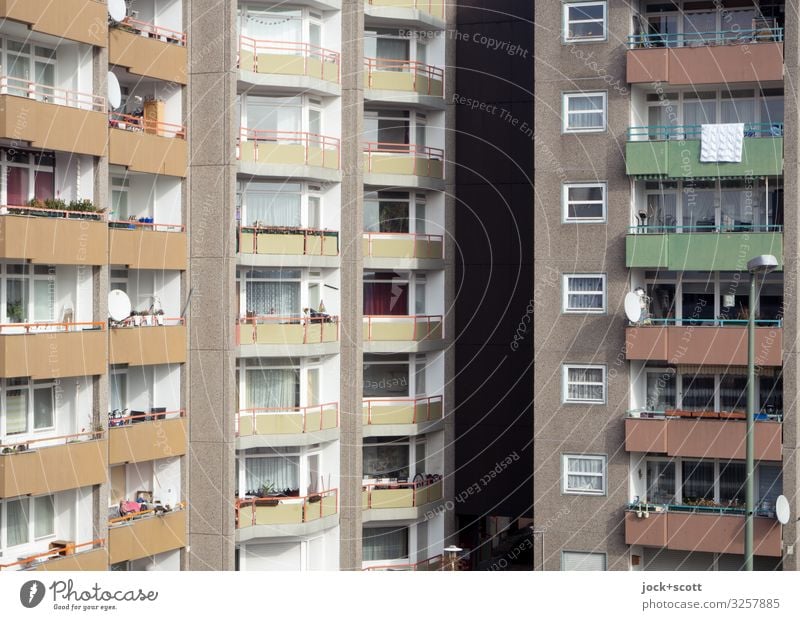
627;501;774;518
0;321;106;335
116;17;186;46
363;395;443;424
238;36;340;82
363;554;444;571
629;224;783;234
108;111;186;138
235;489;338;527
0;539;104;571
108;502;186;526
626;408;783;422
628;122;783;141
0;74;105;111
627;27;783;48
109;218;185;232
236;314;340;345
363;314;443;340
109;316;185;328
364;57;444;94
108;408;186;427
2;203;106;221
0;429;104;454
362;478;442;508
628;317;782;327
363;231;444;258
365;0;444;19
238;128;341;168
235;403;339;435
238;225;339;255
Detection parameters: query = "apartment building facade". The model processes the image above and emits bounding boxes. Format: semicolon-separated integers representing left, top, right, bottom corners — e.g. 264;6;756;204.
534;0;798;570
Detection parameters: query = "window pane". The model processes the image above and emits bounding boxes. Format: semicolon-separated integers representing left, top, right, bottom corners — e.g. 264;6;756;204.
719;462;745;505
646;371;676;410
363;443;409;479
33;386;54;429
566;276;604;310
33;279;54;321
682;460;715;502
682;375;714;410
720;375;747;412
34;495;55;538
6;166;29;206
646;461;675;504
363;362;409;397
566;456;604;492
567;367;604;402
562;551;606;571
6;499;29;546
363;527;409;562
5;388;29;434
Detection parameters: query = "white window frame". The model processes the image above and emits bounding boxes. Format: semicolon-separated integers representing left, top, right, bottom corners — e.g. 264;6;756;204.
562;182;607;223
0;494;56;549
562;274;606;313
563;1;608;43
562;454;607;495
562;364;606;404
562;92;607;133
561;550;608;570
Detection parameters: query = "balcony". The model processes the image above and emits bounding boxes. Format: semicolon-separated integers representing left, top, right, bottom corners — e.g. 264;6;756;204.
0;207;108;265
363;232;444;268
109;221;187;270
363;555;444;571
109;113;188;177
0;0;107;46
235;490;338;540
364;58;444;106
237;315;339;357
363;143;444;187
238;226;338;264
108;507;186;564
109;410;187;465
362;479;443;519
626;228;783;271
625;124;783;178
0;540;107;572
627;29;783;86
236;404;338;447
238;129;340;182
363;395;443;427
625;411;782;461
110;19;187;84
0;432;107;499
364;315;443;353
0;323;107;379
626;320;782;367
239;37;339;91
109;320;187;366
0;78;106;156
365;0;445;24
625;506;781;557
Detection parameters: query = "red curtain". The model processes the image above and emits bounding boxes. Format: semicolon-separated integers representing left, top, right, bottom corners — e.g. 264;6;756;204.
6;167;29;205
34;171;55;201
364;282;408;315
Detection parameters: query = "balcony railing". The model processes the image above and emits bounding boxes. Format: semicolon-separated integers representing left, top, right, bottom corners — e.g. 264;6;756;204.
109;111;186;139
237;314;340;346
108;502;186;527
236;403;339;436
0;539;105;572
364;57;444;95
239;128;340;169
363;395;443;425
363;554;444;571
1;429;103;454
628;317;781;328
109;219;185;233
628;502;773;519
627;27;783;49
110;315;184;329
628;122;783;141
109;408;185;427
116;17;186;46
0;321;105;336
629;224;782;234
2;203;105;221
363;142;444;177
238;225;339;256
362;477;443;509
364;314;443;341
0;75;105;112
627;408;782;422
239;36;340;82
363;232;444;259
366;0;445;20
235;489;338;528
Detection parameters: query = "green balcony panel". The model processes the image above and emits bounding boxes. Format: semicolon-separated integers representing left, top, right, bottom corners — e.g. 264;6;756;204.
626;232;783;271
626;138;783;178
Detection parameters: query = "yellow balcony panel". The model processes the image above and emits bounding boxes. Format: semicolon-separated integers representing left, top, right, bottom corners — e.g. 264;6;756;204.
0;0;108;46
0;93;106;156
363;480;442;510
363;233;443;259
366;0;445;20
239;38;340;83
364;59;444;97
364;315;443;342
239;133;340;171
0;540;108;572
109;225;187;270
0;212;107;265
110;25;187;84
363;396;443;425
0;434;107;499
238;227;339;256
363;150;444;178
109;323;186;366
109;412;187;465
0;325;107;379
237;316;340;346
237;404;338;437
108;509;186;564
109;126;188;178
236;490;338;528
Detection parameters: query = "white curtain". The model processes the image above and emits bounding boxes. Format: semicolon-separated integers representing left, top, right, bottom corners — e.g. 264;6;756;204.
6;499;29;546
246;190;301;227
567;367;603;401
567;95;603;129
246;369;298;409
33;495;54;538
363;527;409;562
247;98;302;134
721;98;756;126
646;461;675;504
246;282;300;316
245;9;302;43
566;277;603;310
646;372;676;410
566;457;604;492
245;456;299;492
682;189;716;230
5;388;28;434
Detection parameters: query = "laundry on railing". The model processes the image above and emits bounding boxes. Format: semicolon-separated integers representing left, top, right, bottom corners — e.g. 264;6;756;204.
700;123;744;163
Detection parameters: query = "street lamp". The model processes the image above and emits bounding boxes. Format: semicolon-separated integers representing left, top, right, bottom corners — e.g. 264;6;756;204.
745;254;778;571
443;545;462;572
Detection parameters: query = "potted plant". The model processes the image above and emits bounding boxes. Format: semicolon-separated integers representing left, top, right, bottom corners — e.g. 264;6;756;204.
7;302;25;323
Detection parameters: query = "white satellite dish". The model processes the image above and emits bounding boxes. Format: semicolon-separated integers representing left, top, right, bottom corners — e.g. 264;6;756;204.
107;72;122;110
624;292;643;323
108;0;126;22
108;289;132;322
776;495;790;525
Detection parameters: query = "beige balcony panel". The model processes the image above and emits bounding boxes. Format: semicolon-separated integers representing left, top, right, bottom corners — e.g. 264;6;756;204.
109;128;188;177
34;547;109;571
0;330;107;379
109;228;187;270
109;417;187;465
365;153;443;178
109;325;187;366
109;511;186;564
0;0;108;46
109;28;187;84
0;216;107;265
370;488;415;509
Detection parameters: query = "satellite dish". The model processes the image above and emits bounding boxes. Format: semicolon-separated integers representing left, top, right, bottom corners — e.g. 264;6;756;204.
776;495;790;525
108;289;132;322
107;72;122;110
108;0;126;22
624;292;643;323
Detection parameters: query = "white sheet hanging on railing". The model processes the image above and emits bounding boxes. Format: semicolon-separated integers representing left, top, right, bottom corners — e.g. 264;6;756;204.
700;123;744;163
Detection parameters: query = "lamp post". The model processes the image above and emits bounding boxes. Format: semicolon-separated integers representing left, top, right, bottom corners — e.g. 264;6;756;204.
745;255;778;571
443;545;462;572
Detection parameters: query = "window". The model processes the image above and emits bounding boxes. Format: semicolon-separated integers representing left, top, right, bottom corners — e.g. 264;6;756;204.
240;269;302;317
244;358;300;410
363;271;409;316
363;527;409;562
563;365;605;404
561;550;607;570
1;378;56;437
1;263;57;324
562;454;606;495
563;92;607;133
563;183;606;222
562;274;606;312
363;354;409;398
1;149;55;206
1;494;55;548
563;2;607;42
363;437;409;479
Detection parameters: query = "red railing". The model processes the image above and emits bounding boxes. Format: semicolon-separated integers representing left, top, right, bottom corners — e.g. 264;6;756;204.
235;489;338;527
117;17;186;46
363;395;442;424
108;502;186;526
0;75;105;111
238;36;340;82
0;539;105;571
363;314;442;340
109;316;184;328
108;408;185;427
239;128;341;169
238;225;339;255
363;142;444;175
2;203;106;221
109;219;185;232
235;403;339;435
236;314;340;345
363;554;444;571
109;111;186;138
0;321;106;335
366;0;445;19
364;57;444;94
362;478;441;508
0;429;104;453
363;231;444;258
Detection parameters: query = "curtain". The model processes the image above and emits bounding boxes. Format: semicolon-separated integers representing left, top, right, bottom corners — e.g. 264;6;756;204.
721;98;756;126
245;9;302;43
683;99;716;127
567;95;603;129
566;277;603;310
682;461;715;501
646;193;677;231
33;279;54;322
567;367;603;402
110;373;127;412
682;11;716;44
363;527;409;561
363;363;409;398
5;388;28;434
720;184;764;230
34;171;54;201
364;282;409;315
246;368;298;409
376;38;409;70
245;456;299;493
566;457;604;492
246;281;300;316
247;98;302;134
720;375;746;411
719;462;745;504
682;375;714;410
646;372;676;411
758;465;782;508
6;499;29;547
6;167;28;206
33;495;55;538
682;189;716;231
646;461;675;504
246;190;301;227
